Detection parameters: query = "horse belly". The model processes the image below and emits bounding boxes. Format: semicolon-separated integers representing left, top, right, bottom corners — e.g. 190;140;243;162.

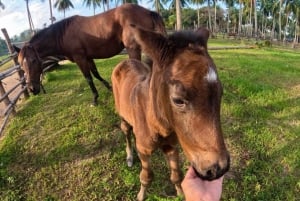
112;60;149;126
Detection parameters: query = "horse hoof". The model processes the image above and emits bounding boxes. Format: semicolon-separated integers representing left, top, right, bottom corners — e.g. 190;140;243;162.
127;158;133;167
92;100;98;106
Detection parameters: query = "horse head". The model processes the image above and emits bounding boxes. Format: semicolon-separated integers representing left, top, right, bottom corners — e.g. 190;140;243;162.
131;25;230;181
16;44;43;95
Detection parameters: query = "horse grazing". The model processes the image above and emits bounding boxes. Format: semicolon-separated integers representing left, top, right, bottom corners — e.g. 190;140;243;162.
111;25;230;200
15;3;166;105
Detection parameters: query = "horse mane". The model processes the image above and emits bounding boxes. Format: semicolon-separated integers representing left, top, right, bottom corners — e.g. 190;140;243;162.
29;16;76;44
149;11;166;35
168;31;207;49
157;31;207;64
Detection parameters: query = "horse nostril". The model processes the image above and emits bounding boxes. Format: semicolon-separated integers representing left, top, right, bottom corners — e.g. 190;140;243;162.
206;169;213;178
203;163;225;181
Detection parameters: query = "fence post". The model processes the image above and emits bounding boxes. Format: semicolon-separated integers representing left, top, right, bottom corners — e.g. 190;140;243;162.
1;28;29;98
0;81;14;115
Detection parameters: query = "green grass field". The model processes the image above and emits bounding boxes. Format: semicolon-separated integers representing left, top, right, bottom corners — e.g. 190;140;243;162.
0;42;299;201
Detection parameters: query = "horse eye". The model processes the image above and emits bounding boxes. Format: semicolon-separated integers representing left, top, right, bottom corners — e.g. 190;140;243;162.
172;98;186;107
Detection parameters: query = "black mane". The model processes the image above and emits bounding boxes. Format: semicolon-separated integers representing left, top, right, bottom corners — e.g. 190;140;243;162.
29;16;76;44
168;31;207;49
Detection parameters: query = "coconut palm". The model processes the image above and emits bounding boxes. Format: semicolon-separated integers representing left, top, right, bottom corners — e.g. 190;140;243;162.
166;0;191;30
0;0;5;10
147;0;165;14
222;0;236;34
175;0;182;30
291;0;300;45
121;0;138;3
54;0;74;18
190;0;205;28
25;0;35;34
49;0;56;24
83;0;101;15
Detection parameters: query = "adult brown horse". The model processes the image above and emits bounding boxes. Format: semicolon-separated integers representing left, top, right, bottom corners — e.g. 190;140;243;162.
112;25;230;200
16;3;166;105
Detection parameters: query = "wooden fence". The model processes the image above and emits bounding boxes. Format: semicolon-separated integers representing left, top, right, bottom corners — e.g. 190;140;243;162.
0;28;29;136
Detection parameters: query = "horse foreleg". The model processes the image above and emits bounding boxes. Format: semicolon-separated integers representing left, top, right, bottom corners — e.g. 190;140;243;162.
120;119;133;167
85;75;99;105
136;151;153;201
90;62;111;90
75;58;99;105
162;145;183;196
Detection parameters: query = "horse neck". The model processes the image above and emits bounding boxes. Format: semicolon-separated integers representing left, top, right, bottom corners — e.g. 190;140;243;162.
148;67;172;136
30;40;59;59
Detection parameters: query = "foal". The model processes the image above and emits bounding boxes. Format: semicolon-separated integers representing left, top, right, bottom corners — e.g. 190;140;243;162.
112;26;230;200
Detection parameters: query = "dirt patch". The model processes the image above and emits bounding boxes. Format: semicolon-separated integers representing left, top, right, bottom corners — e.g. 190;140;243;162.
0;72;26;132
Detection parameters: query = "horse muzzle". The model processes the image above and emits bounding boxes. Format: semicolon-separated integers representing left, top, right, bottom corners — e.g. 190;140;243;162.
192;154;230;181
28;85;40;95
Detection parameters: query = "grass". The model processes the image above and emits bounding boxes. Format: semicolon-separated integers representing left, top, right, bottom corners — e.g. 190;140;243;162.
0;55;15;72
0;42;299;201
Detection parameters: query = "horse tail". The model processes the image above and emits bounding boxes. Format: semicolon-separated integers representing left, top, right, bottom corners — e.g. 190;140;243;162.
150;11;167;36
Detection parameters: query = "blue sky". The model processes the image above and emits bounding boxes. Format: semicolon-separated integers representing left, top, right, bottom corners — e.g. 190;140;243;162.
0;0;152;39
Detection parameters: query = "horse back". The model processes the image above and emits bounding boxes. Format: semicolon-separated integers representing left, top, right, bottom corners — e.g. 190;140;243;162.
116;3;166;34
112;59;150;124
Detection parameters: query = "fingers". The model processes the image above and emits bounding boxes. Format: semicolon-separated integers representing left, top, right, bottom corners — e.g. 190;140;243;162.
184;166;197;179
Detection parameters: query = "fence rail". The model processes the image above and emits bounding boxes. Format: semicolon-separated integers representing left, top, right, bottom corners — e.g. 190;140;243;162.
0;28;29;136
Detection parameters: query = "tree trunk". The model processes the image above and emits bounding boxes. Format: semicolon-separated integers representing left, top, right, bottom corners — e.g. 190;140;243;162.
249;0;252;37
227;7;230;34
214;0;217;34
26;0;34;35
279;0;282;41
208;0;212;32
238;0;242;36
49;0;54;25
272;16;276;40
283;12;289;42
254;0;257;38
175;0;182;30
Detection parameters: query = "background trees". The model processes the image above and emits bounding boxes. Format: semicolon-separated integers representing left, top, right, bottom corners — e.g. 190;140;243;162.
54;0;74;18
0;0;5;10
2;0;300;44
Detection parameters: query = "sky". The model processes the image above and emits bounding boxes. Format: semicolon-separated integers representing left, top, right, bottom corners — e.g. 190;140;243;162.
0;0;152;39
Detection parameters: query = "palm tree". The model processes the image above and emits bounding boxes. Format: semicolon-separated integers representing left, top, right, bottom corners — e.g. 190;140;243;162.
291;0;300;45
175;0;182;30
121;0;138;3
279;0;283;41
260;0;271;39
102;0;109;11
49;0;56;24
83;0;101;15
238;0;244;35
167;0;192;30
54;0;74;18
148;0;165;14
25;0;35;34
213;0;217;33
190;0;205;28
222;0;236;34
253;0;257;37
207;0;212;32
271;0;280;40
0;0;5;10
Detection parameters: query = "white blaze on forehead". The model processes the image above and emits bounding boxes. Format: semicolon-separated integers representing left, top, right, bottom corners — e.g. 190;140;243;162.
205;67;218;83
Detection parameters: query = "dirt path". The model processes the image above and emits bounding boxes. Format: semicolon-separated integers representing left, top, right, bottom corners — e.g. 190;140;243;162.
0;72;24;117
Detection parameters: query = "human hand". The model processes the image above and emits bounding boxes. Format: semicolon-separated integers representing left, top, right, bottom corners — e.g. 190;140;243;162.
181;166;224;201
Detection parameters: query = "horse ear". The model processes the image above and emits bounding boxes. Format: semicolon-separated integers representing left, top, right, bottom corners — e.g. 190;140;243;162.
13;45;21;53
130;24;167;63
195;27;210;49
